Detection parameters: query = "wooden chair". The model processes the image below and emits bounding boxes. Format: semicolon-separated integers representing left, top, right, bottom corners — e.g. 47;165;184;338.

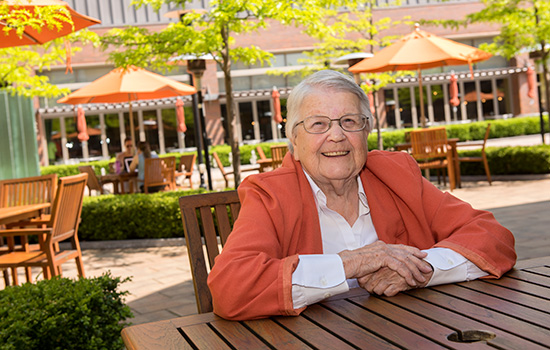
409;127;456;191
456;123;492;185
0;174;58;284
175;154;197;189
179;190;241;313
256;146;272;173
212;152;258;188
270;144;289;170
142;156;176;193
0;173;88;286
78;165;106;195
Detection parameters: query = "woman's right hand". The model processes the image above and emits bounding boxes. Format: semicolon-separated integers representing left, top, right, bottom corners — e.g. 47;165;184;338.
337;241;432;288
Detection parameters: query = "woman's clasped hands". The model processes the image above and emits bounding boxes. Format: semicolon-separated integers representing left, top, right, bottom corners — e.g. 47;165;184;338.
338;241;434;297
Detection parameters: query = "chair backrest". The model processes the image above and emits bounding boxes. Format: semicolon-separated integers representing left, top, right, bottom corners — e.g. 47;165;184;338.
256;146;267;160
143;156;176;193
409;127;449;161
179;190;241;314
48;173;88;244
78;165;103;194
0;174;58;214
481;123;491;150
212;152;230;177
179;154;196;175
270;144;289;169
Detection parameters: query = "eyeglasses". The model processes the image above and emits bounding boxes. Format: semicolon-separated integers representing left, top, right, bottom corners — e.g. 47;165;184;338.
294;114;369;134
125;144;133;148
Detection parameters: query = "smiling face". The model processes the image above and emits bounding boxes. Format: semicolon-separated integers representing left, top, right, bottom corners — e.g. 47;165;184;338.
291;89;370;187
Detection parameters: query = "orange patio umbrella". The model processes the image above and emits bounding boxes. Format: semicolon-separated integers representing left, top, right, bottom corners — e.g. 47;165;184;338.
349;24;492;127
0;0;101;48
176;97;187;133
76;105;88;141
527;66;537;99
449;73;460;107
57;65;197;145
271;86;283;124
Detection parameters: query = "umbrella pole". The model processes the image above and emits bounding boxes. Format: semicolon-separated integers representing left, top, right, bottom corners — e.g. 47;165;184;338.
418;69;426;128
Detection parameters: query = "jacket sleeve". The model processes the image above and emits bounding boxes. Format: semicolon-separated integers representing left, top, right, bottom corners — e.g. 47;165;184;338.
408;156;517;278
207;178;306;320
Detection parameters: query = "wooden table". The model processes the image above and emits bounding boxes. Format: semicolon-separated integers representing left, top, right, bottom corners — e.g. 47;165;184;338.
121;256;550;349
395;138;462;188
0;203;51;226
101;172;137;194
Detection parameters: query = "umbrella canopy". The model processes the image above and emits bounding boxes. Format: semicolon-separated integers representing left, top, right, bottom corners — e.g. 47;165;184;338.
0;0;101;48
349;24;491;127
176;97;187;133
271;87;283;124
76;105;88;141
57;65;197;144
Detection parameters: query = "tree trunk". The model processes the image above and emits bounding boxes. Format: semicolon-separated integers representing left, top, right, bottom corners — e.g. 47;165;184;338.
221;25;241;187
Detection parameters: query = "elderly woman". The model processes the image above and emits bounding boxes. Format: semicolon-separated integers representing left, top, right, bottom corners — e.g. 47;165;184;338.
208;70;516;320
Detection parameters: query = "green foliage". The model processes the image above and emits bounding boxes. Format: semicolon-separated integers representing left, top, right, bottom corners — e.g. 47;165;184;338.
0;1;100;98
0;273;132;350
459;145;550;176
79;188;207;240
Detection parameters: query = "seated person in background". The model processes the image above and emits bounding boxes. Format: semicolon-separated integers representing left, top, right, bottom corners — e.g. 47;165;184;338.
208;70;516;320
129;141;163;193
115;138;135;174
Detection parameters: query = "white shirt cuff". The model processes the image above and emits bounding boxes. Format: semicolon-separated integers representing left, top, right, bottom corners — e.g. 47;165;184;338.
292;254;349;309
422;247;488;286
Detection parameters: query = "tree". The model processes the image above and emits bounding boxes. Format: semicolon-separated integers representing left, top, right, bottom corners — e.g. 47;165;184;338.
272;1;411;149
430;0;550;138
0;4;99;98
101;0;331;186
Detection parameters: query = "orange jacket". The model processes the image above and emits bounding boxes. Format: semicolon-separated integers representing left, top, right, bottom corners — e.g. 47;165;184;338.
207;150;516;320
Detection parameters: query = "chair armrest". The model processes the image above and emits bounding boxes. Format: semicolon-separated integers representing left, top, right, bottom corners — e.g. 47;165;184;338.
0;228;52;237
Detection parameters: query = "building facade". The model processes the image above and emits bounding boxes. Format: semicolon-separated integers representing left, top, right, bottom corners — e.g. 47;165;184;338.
37;0;540;165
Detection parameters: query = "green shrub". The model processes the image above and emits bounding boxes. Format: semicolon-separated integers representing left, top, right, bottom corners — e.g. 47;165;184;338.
79;188;207;241
0;273;132;350
458;145;550;175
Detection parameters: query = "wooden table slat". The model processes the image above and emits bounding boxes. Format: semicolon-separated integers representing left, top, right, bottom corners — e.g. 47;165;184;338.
209;320;271;349
303;303;401;350
243;318;311;350
383;292;548;349
406;288;550;347
121;320;194;350
484;276;550;299
273;312;357;350
432;284;550;328
183;323;232;349
459;280;550;313
525;266;550;278
349;294;492;350
505;269;550;286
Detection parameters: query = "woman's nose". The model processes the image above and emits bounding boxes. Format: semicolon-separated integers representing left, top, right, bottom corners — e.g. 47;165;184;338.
326;122;346;141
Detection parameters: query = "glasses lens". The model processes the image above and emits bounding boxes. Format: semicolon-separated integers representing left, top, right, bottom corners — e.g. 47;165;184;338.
304;116;331;134
340;114;367;132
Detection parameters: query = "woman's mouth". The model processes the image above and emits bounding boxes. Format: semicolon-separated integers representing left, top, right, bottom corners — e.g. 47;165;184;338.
322;151;349;157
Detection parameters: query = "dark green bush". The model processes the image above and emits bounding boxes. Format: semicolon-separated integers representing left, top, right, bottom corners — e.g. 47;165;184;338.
0;273;132;350
459;145;550;175
79;188;206;241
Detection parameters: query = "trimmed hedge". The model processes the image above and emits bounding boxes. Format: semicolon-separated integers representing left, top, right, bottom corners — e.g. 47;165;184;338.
0;273;132;350
459;145;550;176
79;188;206;241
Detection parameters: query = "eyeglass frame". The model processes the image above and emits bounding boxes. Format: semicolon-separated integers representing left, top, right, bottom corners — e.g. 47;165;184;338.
293;113;370;134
